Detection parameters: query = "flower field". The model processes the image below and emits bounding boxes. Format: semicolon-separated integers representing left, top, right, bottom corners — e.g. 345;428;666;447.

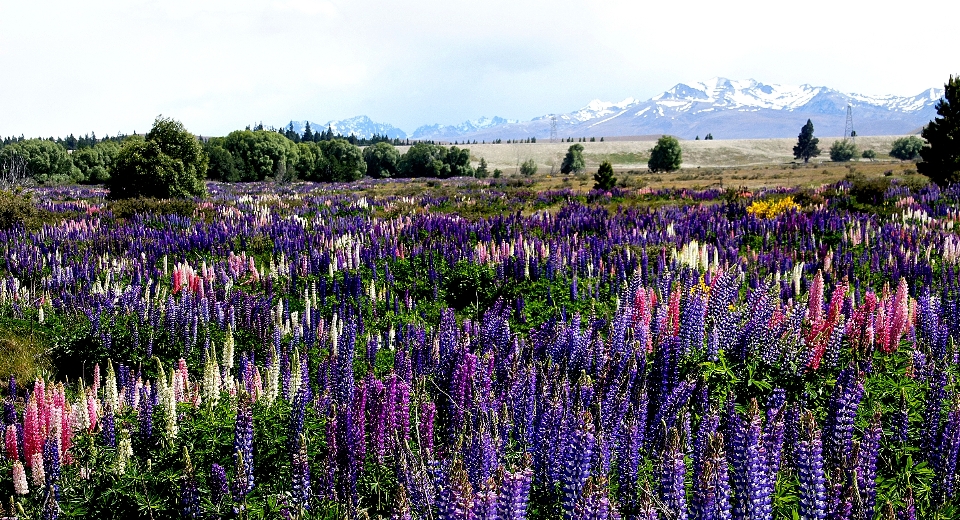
1;178;960;519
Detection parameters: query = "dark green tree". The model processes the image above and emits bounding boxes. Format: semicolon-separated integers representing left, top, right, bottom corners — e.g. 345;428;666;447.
302;122;314;143
108;117;208;199
919;75;960;186
363;142;400;179
72;141;120;183
829;140;858;162
560;143;585;174
793;119;821;163
222;130;299;182
317;139;365;182
0;139;78;184
890;136;925;161
519;159;538;176
593;160;616;190
648;136;683;173
475;157;489;178
861;149;877;161
398;143;449;178
446;146;474;178
204;138;240;182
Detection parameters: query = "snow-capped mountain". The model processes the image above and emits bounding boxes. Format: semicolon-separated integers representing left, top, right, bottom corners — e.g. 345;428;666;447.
287;116;407;139
281;78;943;142
416;78;943;140
411;116;518;140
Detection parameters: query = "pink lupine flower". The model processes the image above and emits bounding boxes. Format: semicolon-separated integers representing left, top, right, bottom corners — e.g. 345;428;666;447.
5;424;19;461
30;452;44;486
12;461;28;495
23;396;41;466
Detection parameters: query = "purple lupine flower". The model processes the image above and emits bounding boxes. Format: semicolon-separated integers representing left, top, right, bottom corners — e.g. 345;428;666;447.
419;401;436;458
138;386;155;441
561;413;596;520
892;392;909;444
288;389;306;457
898;488;915;520
855;411;882;520
101;406;116;448
659;428;687;520
471;477;498;520
497;463;533;520
210;463;231;508
43;438;60;490
436;461;474;520
796;411;827;520
233;396;254;497
921;366;948;462
291;437;311;511
692;433;731;520
823;366;864;472
573;478;620;520
180;471;201;519
319;410;337;501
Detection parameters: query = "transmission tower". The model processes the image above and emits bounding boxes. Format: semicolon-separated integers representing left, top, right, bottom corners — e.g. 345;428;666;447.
843;104;855;143
550;116;558;143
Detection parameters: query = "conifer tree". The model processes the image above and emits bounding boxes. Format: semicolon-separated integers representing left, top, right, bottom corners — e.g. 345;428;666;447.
918;75;960;186
593;160;616;190
793;119;820;163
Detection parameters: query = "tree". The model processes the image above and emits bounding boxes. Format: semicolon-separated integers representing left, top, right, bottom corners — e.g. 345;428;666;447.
829;140;858;162
398;143;448;178
593;161;616;190
919;75;960;186
560;144;585;174
108;116;208;199
296;141;323;181
861;149;877;161
204;139;240;182
222;130;299;182
446;146;474;178
475;157;489;178
648;136;683;173
363;142;400;179
73;141;120;183
890;135;925;161
0;139;78;184
793;119;820;163
317;139;366;182
519;159;538;176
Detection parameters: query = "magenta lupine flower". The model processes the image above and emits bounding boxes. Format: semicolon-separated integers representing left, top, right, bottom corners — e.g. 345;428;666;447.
419;401;436;458
5;424;19;461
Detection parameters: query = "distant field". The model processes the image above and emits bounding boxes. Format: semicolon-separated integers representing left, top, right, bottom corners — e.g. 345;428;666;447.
396;135;920;191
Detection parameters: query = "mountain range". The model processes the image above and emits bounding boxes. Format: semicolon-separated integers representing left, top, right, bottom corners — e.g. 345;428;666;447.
287;78;943;141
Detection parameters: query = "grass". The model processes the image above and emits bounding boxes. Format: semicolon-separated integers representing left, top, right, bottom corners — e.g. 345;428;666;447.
0;320;52;386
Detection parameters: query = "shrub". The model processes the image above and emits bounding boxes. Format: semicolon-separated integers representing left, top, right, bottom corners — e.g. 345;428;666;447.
890;136;924;161
108;197;195;220
0;190;60;230
648;136;683;172
519;159;538;176
560;144;585;174
829;140;858;162
108;117;207;199
593;161;617;190
861;149;877;160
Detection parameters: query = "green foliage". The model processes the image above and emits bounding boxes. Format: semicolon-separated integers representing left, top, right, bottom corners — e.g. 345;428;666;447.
203;138;240;182
890;136;924;161
845;173;893;209
107;197;196;220
222;129;299;182
73;141;121;184
475;157;489;178
0;190;62;230
647;135;683;173
560;143;585;174
829;139;858;162
398;143;475;178
0;138;79;184
519;158;538;176
108;117;207;199
492;168;502;178
593;160;617;190
793;119;821;163
363;142;400;179
919;75;960;186
861;149;877;160
317;139;366;182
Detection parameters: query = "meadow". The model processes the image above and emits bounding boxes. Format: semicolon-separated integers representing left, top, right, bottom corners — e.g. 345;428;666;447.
0;173;958;520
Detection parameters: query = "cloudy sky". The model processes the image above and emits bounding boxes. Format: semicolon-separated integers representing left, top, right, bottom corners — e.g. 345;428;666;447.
1;0;956;137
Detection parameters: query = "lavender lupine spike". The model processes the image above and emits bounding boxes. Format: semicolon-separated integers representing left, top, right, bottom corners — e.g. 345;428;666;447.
210;463;231;509
497;462;533;520
659;428;687;520
291;435;311;512
855;410;882;520
823;366;865;472
233;396;254;497
796;411;827;520
692;433;731;520
561;412;596;520
436;461;474;520
573;478;621;520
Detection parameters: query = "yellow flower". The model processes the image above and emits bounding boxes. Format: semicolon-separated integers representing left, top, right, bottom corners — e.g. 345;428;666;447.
747;196;798;219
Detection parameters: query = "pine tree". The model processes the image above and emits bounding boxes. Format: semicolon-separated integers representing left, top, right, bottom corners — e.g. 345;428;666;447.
648;136;683;173
593;161;616;190
302;122;314;143
793;119;820;163
918;75;960;186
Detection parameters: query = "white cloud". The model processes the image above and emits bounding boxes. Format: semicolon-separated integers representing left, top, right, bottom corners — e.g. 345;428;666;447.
0;0;956;137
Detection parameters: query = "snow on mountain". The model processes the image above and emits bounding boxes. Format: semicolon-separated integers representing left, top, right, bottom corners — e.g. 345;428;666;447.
411;116;517;140
287;116;407;139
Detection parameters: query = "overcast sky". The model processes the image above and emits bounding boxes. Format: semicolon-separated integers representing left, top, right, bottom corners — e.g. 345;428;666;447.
1;0;956;138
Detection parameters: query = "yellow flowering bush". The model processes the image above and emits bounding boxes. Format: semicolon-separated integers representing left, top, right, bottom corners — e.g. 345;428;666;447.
746;196;800;219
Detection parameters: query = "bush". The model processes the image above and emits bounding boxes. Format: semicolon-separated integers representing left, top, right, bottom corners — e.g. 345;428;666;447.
108;117;207;199
560;144;585;174
890;136;924;161
519;159;538;176
0;190;60;230
73;141;120;183
846;173;891;207
593;161;617;190
108;197;195;220
363;142;400;179
829;140;858;162
861;149;877;160
648;136;683;172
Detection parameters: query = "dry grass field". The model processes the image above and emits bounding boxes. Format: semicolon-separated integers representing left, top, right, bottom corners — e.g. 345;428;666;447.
389;135;919;191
